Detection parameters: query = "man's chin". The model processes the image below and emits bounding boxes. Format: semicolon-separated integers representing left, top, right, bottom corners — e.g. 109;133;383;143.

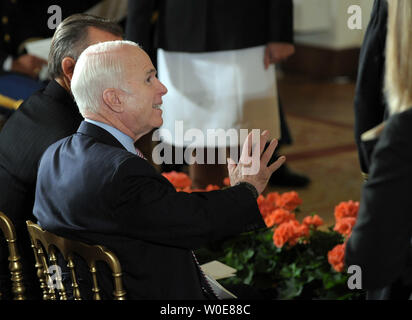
146;120;163;134
156;118;163;128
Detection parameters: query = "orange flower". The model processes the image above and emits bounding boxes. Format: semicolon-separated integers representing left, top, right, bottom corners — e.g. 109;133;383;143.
162;171;192;189
223;177;230;186
333;217;356;236
328;243;346;273
205;184;220;191
273;219;308;248
266;192;280;204
277;191;302;211
334;200;359;221
272;208;295;225
296;223;309;238
257;195;266;206
177;186;193;193
264;214;277;228
273;222;294;248
302;214;324;228
265;209;296;228
257;196;277;218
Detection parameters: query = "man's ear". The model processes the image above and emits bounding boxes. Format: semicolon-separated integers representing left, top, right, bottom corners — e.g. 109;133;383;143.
102;88;124;113
61;57;76;81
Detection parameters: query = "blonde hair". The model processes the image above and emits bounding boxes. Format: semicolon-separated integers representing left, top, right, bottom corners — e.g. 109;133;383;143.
385;0;412;115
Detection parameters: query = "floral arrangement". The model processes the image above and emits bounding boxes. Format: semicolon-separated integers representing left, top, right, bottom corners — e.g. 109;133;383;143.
162;171;365;300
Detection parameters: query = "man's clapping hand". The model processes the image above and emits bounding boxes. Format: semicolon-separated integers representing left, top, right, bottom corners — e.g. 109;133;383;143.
227;130;286;195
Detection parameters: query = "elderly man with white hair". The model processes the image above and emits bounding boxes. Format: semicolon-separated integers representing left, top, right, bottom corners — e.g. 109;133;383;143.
33;40;285;299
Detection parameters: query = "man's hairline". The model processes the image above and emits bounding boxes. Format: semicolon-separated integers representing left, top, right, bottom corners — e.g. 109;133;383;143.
54;26;123;82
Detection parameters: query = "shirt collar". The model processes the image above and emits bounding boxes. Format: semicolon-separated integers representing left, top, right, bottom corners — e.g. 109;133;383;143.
85;119;137;155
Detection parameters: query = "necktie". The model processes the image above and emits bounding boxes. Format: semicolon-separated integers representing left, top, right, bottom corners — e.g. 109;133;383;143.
135;147;146;160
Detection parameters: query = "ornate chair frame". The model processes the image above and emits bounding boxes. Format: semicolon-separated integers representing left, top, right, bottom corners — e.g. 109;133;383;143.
0;211;25;300
26;220;126;300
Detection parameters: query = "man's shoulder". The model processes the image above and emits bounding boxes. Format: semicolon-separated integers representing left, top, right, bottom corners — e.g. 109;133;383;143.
5;86;76;128
58;133;151;168
5;81;80;131
40;134;135;174
101;146;157;176
0;86;80;171
19;85;74;115
6;89;49;117
92;140;139;165
0;88;80;153
90;143;160;179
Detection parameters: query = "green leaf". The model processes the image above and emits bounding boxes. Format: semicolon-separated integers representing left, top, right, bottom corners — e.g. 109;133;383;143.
279;278;304;300
243;266;255;285
243;248;255;261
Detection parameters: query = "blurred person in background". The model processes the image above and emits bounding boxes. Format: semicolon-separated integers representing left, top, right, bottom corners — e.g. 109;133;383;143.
0;0;102;121
353;0;388;181
346;0;412;300
126;0;310;189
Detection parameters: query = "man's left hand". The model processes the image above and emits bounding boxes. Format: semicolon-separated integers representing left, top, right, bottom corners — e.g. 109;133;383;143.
264;42;295;69
227;130;286;195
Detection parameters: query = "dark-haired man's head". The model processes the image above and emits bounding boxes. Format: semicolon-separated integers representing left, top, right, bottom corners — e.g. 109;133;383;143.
48;13;123;91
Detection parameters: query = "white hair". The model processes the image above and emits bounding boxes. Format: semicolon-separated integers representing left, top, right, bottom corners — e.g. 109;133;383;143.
71;40;140;116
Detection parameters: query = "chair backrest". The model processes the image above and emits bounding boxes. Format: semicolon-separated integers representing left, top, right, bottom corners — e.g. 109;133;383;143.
0;211;25;300
0;94;23;110
26;220;126;300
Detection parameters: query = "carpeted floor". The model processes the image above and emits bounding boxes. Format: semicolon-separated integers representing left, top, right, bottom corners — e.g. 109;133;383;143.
266;73;363;227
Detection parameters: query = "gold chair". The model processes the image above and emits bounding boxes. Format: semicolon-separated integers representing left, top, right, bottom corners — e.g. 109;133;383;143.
0;94;23;110
0;211;25;300
26;220;126;300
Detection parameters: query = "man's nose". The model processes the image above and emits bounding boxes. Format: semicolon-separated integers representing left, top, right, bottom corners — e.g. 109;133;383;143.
158;79;168;96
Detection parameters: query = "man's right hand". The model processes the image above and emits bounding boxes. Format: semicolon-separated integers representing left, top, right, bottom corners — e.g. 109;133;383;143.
227;130;286;195
11;54;47;79
264;42;295;69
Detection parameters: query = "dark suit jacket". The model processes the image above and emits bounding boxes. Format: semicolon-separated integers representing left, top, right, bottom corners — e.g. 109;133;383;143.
346;108;412;296
126;0;293;55
33;121;265;299
0;80;82;298
353;0;388;174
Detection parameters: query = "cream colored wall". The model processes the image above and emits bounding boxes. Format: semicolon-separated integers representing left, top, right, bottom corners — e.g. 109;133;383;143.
293;0;374;49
